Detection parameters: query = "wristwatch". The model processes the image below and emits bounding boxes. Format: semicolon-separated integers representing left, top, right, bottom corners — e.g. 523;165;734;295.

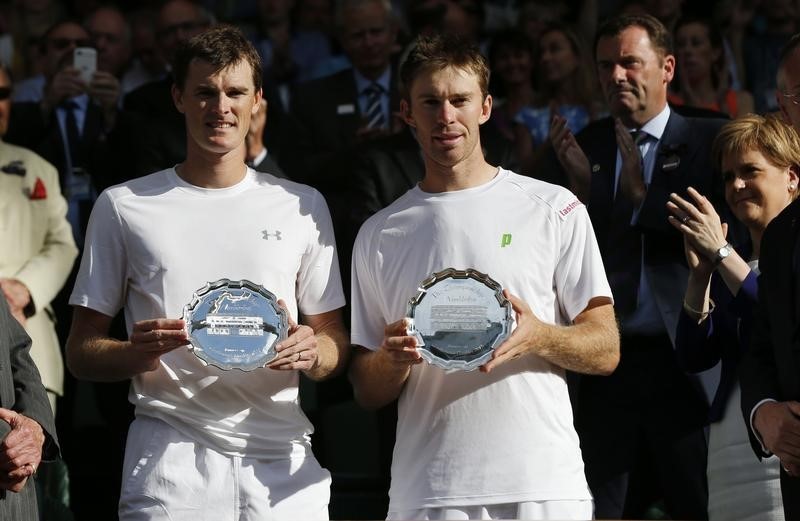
714;243;733;266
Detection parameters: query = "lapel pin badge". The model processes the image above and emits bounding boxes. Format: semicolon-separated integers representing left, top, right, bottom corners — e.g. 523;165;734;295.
336;103;355;115
662;155;680;171
592;164;600;172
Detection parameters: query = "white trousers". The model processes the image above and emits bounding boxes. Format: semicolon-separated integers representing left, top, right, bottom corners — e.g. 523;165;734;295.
388;500;594;520
119;415;330;521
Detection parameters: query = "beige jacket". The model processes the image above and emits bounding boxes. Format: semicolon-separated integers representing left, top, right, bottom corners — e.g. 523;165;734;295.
0;140;78;396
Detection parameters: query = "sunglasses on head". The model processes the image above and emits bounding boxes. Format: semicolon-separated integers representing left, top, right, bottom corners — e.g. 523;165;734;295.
48;38;91;50
0;87;11;100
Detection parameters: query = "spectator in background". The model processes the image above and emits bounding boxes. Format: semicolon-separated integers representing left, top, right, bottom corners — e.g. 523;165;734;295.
124;0;213;117
516;0;569;44
550;14;732;519
246;100;290;178
744;0;798;113
290;0;400;194
121;0;213;179
295;0;336;37
714;0;757;91
84;5;132;86
6;19;121;242
740;32;800;521
120;8;168;96
669;16;754;118
254;0;334;102
515;23;601;175
407;0;485;44
487;30;537;142
2;0;65;81
643;0;684;32
668;114;790;521
0;61;77;414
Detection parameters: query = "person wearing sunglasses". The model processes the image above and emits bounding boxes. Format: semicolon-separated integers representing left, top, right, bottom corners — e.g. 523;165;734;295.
0;58;78;420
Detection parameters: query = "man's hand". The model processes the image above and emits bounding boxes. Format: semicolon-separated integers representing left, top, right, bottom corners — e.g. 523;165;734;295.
0;278;32;326
268;301;320;372
0;408;44;493
614;119;646;206
88;71;121;125
127;318;189;373
753;401;800;475
481;291;542;373
42;67;85;114
550;115;591;200
377;319;422;369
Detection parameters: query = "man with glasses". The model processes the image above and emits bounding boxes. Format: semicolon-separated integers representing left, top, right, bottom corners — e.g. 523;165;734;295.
740;32;800;520
124;0;213;117
7;19;124;239
121;0;214;179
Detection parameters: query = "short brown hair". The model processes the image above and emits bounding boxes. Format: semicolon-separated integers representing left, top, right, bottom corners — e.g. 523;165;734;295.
399;34;489;100
172;25;262;92
594;14;673;59
713;113;800;182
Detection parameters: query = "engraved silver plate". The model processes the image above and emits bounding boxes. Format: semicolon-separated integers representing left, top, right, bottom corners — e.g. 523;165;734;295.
183;279;288;371
407;268;512;371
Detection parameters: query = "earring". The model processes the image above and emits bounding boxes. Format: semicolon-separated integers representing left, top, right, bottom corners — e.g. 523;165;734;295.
790;184;796;190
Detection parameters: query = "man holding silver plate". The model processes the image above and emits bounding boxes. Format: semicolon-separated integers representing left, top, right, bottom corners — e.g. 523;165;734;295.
66;26;348;520
349;35;620;520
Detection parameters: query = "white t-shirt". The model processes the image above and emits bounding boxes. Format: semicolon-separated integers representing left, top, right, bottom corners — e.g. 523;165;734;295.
351;169;611;511
70;168;345;459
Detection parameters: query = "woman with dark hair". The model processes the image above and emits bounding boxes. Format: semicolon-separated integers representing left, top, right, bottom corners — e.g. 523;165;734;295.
487;30;537;141
667;114;792;521
513;23;602;172
670;16;754;118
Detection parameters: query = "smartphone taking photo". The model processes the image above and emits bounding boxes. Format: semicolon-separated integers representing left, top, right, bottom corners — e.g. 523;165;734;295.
73;47;97;84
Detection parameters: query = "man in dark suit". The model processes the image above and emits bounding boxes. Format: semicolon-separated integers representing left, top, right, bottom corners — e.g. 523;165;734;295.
289;0;401;194
740;33;800;520
550;14;730;519
0;297;59;521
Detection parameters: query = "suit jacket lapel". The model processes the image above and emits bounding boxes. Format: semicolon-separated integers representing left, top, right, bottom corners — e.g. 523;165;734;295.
585;120;618;248
652;112;691;189
790;206;800;340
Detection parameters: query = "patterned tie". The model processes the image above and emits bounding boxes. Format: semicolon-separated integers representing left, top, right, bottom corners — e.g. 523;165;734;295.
363;82;386;129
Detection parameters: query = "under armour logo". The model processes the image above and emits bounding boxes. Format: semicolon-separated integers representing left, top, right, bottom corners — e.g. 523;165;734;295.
262;230;282;240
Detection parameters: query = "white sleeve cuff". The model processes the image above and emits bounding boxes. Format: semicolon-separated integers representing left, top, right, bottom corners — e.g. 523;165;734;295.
750;398;778;455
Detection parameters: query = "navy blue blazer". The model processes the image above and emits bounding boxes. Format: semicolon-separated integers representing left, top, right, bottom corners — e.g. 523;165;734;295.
675;246;757;421
740;196;800;454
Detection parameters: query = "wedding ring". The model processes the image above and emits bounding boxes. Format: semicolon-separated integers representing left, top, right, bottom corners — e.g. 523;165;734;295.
295;352;301;362
682;216;691;224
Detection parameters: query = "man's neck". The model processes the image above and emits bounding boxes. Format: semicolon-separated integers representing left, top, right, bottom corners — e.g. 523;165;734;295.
177;144;248;188
419;154;498;193
620;101;667;129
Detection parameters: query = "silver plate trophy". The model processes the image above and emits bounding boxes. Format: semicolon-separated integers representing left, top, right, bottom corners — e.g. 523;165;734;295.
183;279;288;371
407;268;512;371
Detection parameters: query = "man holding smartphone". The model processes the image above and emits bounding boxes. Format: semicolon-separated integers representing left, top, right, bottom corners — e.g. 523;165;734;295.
7;19;124;242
